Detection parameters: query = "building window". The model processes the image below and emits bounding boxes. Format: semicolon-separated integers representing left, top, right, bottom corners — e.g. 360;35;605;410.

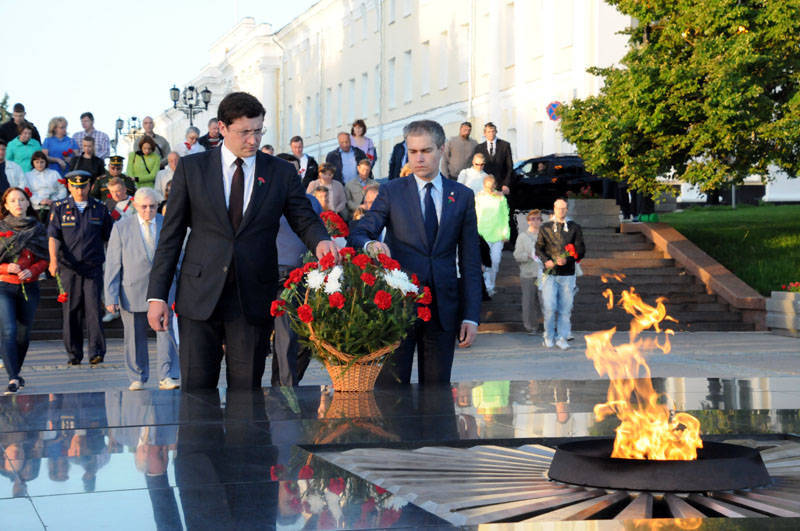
420;41;430;95
361;72;369;118
348;78;356;124
388;57;396;108
403;50;412;103
336;83;343;126
304;96;311;136
361;4;368;40
457;24;469;83
325;88;332;129
504;2;515;67
402;0;412;17
374;65;380;114
287;105;293;141
438;31;448;90
388;0;396;23
314;92;320;136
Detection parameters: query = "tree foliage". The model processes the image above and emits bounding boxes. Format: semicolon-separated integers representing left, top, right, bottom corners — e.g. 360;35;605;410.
559;0;800;197
0;93;8;124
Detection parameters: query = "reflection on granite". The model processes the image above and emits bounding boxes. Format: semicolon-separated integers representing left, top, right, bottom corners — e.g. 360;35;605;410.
1;377;800;528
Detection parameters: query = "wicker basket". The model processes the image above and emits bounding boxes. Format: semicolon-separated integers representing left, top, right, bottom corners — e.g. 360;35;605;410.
308;323;399;392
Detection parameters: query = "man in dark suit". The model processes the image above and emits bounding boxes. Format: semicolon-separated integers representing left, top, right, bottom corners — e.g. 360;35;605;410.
473;122;515;194
290;135;319;189
350;120;482;386
387;126;411;180
146;92;335;391
325;132;367;184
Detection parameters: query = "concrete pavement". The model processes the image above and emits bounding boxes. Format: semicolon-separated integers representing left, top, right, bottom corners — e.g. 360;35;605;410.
8;331;800;394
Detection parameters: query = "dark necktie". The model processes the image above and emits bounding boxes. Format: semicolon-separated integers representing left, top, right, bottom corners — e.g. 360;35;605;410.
423;182;438;251
0;162;8;194
228;157;244;231
489;142;494;157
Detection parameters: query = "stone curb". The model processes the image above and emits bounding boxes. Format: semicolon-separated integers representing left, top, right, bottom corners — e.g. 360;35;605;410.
621;222;766;330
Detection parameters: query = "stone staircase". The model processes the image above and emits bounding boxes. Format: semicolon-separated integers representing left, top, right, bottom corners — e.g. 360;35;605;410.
480;228;754;333
31;280;124;341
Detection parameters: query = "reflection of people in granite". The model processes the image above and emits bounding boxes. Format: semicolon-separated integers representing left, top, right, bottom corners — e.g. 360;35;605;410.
175;390;278;529
471;381;513;438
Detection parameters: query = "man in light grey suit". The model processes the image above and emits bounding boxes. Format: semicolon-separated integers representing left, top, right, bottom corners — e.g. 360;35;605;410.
105;188;179;390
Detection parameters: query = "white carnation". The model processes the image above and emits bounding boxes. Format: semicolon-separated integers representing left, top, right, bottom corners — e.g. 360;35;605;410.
328;265;344;281
307;269;326;290
383;269;418;296
324;277;342;294
305;493;325;514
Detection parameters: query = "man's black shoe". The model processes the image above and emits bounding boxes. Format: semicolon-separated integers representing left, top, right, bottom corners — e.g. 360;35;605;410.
90;355;104;365
67;359;81;366
18;376;25;388
5;381;19;395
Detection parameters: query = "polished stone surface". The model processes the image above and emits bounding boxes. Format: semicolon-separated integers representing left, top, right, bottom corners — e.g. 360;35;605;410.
2;377;800;529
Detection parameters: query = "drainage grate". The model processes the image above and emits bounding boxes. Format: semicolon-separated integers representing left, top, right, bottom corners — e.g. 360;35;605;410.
316;439;800;525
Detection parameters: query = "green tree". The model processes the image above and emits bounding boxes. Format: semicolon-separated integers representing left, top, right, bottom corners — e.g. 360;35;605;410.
0;93;9;124
559;0;800;198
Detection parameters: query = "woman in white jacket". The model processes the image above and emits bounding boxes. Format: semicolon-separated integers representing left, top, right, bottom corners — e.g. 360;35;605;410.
25;151;66;222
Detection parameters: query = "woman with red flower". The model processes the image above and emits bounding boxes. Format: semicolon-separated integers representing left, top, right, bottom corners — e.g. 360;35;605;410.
0;188;49;394
41;116;79;177
25;151;66;223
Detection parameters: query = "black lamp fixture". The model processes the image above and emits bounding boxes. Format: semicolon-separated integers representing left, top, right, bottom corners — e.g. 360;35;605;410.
169;84;212;126
112;117;141;155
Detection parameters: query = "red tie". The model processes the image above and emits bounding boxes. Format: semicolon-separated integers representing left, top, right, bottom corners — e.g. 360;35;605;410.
228;158;244;231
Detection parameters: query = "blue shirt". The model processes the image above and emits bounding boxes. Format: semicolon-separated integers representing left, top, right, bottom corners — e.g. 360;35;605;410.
43;136;80;176
340;148;357;184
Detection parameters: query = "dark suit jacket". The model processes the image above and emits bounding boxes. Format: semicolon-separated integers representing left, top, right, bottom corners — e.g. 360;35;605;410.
324;147;366;184
473;139;514;189
147;148;330;326
299;155;319;190
349;176;482;330
388;142;406;180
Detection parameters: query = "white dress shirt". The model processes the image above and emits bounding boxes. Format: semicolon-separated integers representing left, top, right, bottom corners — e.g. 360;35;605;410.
413;173;443;223
486;140;496;156
220;141;256;216
298;154;309;179
137;213;156;243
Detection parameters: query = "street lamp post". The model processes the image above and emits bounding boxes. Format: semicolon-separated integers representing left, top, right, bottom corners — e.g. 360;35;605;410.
169;85;212;126
112;117;141;154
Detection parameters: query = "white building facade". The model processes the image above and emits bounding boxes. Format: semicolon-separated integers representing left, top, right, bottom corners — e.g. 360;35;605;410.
156;0;631;180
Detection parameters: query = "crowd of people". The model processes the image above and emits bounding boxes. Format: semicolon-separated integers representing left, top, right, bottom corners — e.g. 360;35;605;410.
0;96;586;396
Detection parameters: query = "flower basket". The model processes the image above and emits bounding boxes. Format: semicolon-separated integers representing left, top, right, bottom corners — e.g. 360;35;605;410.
272;230;432;392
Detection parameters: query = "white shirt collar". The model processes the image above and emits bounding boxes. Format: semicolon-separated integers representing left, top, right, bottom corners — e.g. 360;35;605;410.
220;141;256;170
137;214;153;226
413;172;443;192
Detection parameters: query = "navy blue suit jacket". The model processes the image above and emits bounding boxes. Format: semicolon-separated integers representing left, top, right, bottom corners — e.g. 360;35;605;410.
349;176;482;330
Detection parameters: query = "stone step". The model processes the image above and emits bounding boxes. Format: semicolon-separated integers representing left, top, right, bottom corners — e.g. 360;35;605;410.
582;249;664;260
478;320;753;333
481;308;741;324
580;257;675;269
583;241;655;253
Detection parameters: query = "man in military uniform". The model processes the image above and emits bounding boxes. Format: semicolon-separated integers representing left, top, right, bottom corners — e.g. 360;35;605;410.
48;170;114;365
104;177;136;222
91;155;136;200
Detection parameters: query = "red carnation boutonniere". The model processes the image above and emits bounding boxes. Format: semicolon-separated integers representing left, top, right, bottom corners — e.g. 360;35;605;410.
58;179;66;185
257;177;266;186
24;187;32;197
110;210;121;221
447;191;455;204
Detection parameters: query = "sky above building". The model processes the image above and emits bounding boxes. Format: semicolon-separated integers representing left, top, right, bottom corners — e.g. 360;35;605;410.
0;0;317;141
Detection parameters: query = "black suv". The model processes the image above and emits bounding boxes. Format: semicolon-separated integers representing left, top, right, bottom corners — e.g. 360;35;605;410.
510;154;602;211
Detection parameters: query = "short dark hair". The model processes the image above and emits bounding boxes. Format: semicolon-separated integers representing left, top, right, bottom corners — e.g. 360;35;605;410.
12;103;25;113
82;136;95;144
314;185;329;194
275;153;298;163
350;119;367;136
290;135;303;144
30;150;47;164
363;183;380;195
460;121;472;128
208;117;218;127
404;120;446;148
261;144;274;151
217;92;265;126
80;112;95;122
0;139;6;147
484;122;497;131
357;158;372;168
138;136;157;152
17;123;33;134
318;162;335;175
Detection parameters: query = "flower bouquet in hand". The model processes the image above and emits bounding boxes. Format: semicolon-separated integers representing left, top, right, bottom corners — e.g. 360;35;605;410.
272;248;431;391
540;244;581;287
0;230;28;301
320;210;349;248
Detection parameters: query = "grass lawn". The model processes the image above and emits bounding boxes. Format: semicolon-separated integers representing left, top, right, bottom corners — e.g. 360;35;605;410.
658;205;800;296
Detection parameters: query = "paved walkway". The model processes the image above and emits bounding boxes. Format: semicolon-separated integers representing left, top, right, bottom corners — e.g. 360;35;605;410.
8;331;800;394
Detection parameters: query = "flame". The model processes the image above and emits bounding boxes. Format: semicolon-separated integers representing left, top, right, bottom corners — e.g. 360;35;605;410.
602;288;614;310
600;273;626;283
586;287;702;460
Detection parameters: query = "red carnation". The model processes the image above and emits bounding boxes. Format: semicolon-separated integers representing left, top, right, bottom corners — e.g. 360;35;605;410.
374;290;392;310
107;193;113;199
418;286;432;305
328;477;345;495
298;465;314;479
417;306;432;322
328;292;345;309
270;464;285;481
283;267;304;288
360;272;376;286
270;300;286;317
375;485;388;495
302;261;318;273
110;210;121;220
339;246;355;258
24;187;31;197
319;252;336;269
57;293;69;304
411;273;420;287
297;304;314;323
352;254;372;269
378;253;401;271
58;178;66;185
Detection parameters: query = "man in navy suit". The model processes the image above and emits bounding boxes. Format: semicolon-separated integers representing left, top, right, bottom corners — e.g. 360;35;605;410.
350;120;482;386
146;92;336;391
